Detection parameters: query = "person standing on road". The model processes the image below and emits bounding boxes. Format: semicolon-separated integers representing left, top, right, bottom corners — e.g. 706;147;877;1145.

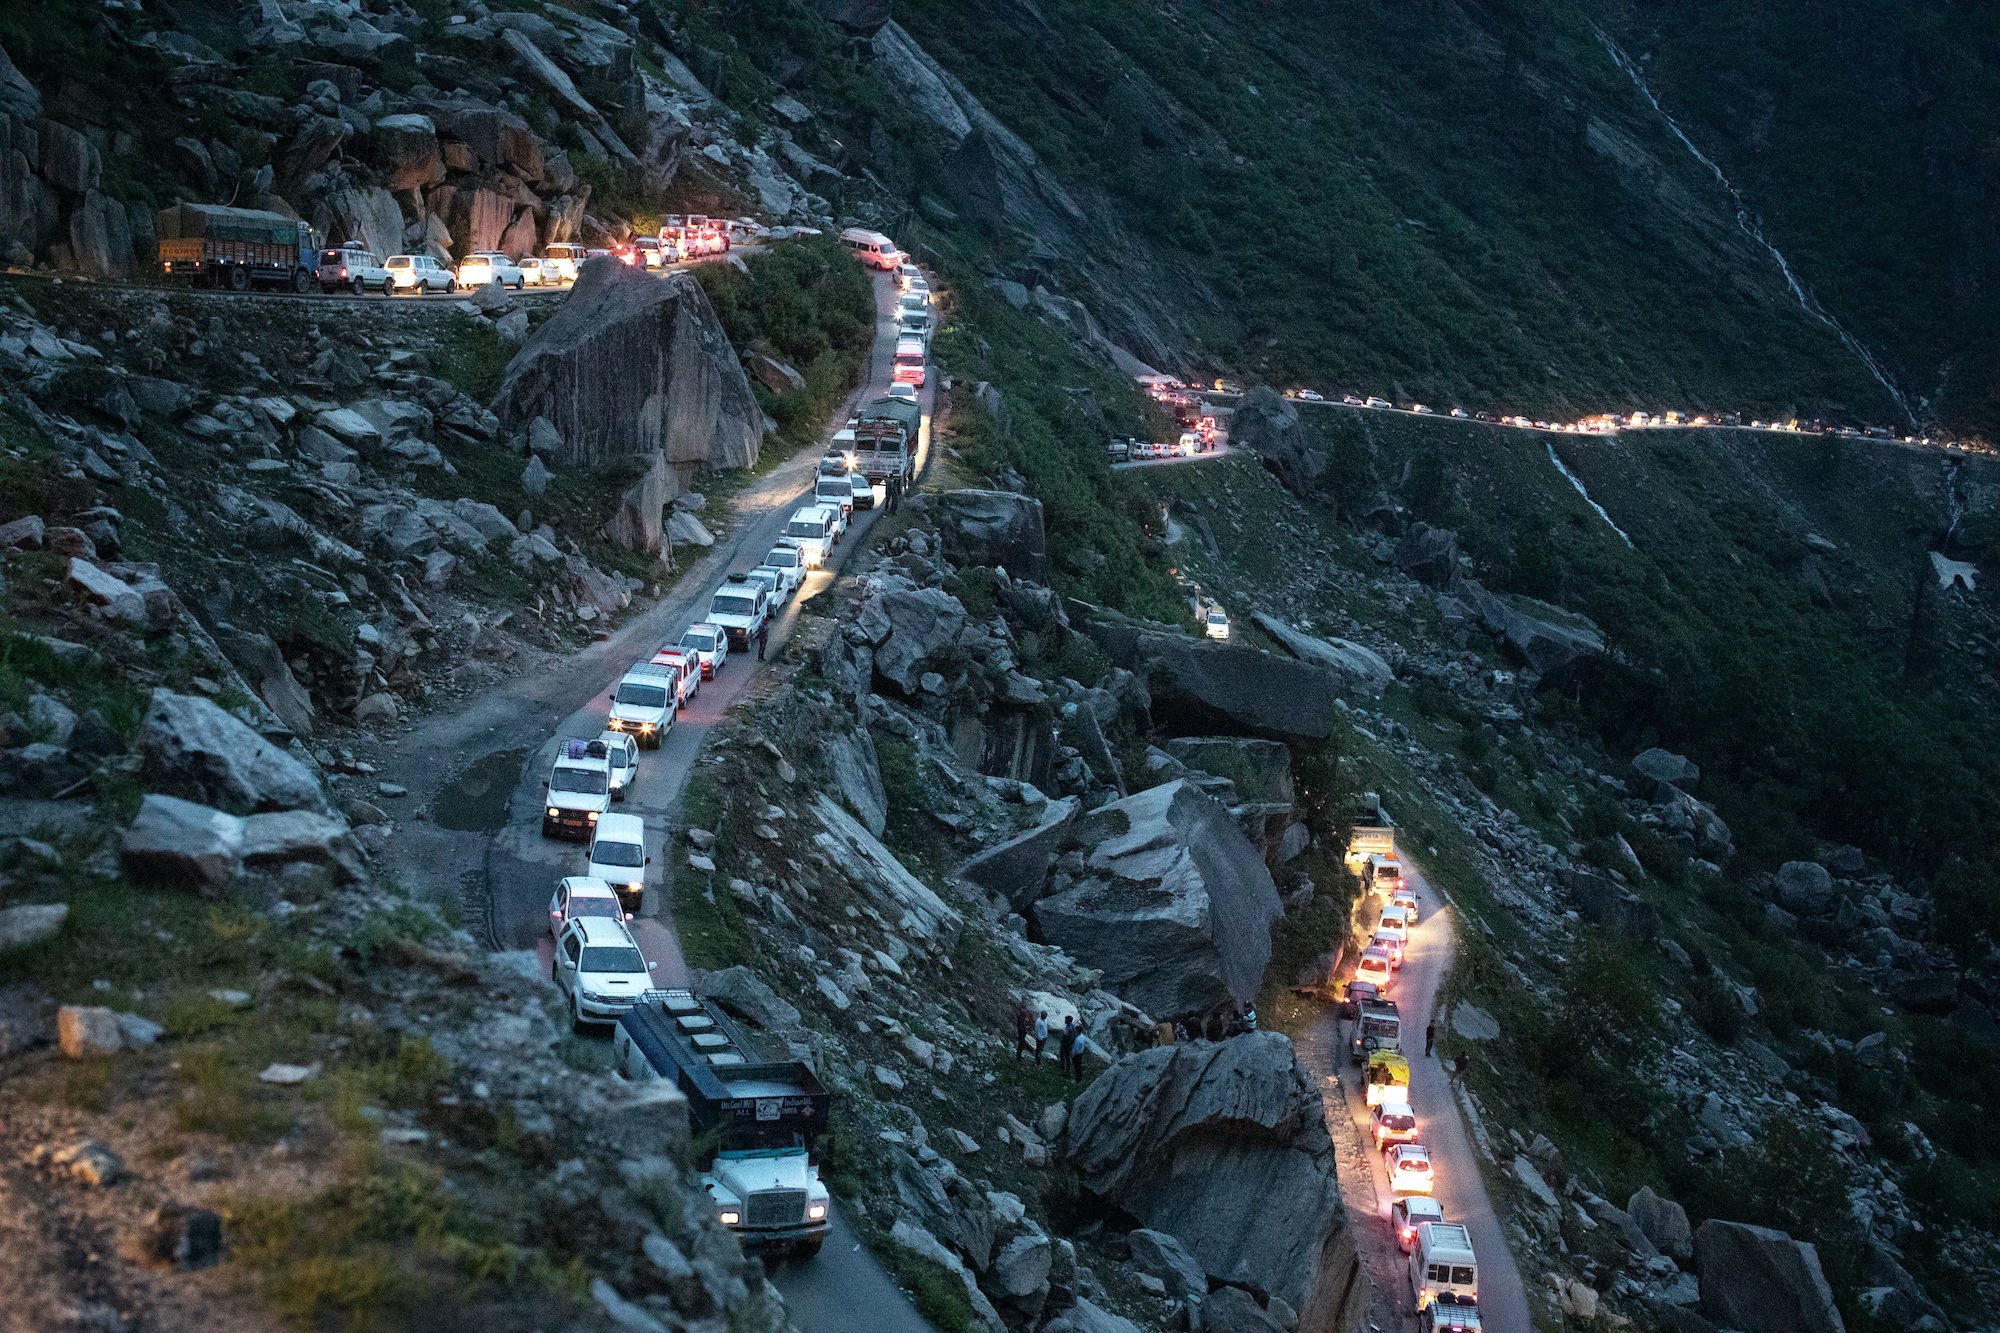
1033;1010;1050;1062
755;619;768;662
1425;1019;1437;1057
1014;1001;1031;1060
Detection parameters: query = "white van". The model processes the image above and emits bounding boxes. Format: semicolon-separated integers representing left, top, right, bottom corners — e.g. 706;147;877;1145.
892;334;927;387
840;227;901;271
586;812;649;914
1410;1223;1477;1312
780;506;836;567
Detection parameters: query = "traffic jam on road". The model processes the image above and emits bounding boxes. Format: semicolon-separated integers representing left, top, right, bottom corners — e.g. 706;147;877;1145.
1339;799;1485;1333
155;201;761;296
1118;371;1982;457
522;230;927;1259
1107;379;1223;463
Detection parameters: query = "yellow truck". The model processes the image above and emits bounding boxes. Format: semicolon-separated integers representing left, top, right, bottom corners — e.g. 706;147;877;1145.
1365;1049;1411;1107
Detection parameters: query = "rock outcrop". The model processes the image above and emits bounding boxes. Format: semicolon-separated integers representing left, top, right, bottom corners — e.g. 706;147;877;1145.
1250;612;1394;696
138;691;326;815
1033;780;1281;1015
494;260;761;473
1692;1220;1845;1333
599;449;678;556
936;489;1047;582
1067;1033;1365;1326
1084;620;1341;741
1451;579;1605;676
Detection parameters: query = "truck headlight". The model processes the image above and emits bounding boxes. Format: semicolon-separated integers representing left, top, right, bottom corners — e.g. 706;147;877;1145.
608;718;625;730
587;812;599;823
547;806;560;818
808;1203;827;1221
625;882;641;894
639;722;654;734
719;1210;741;1227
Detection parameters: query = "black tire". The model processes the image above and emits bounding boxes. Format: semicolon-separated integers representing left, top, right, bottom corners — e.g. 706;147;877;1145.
228;266;249;292
381;277;394;296
351;277;365;296
444;278;457;294
513;276;524;290
293;268;313;294
571;1001;589;1036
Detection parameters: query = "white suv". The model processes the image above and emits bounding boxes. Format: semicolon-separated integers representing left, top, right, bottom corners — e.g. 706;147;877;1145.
320;244;392;295
552;916;652;1031
458;251;524;289
386;254;455;293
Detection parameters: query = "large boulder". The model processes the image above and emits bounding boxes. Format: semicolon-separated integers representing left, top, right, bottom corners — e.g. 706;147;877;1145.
1398;523;1460;588
1632;748;1700;790
38;119;100;195
1774;861;1835;916
1628;1187;1693;1261
1454;579;1604;676
856;580;968;694
372;113;444;190
1085;621;1340;742
320;186;405;269
599;449;678;556
936;489;1047;583
0;125;58;255
815;0;892;32
67;190;132;278
0;40;41;119
1034;780;1281;1015
1067;1033;1364;1327
494;260;761;472
1229;388;1323;499
138;691;327;815
121;795;358;890
1693;1221;1845;1333
213;628;316;738
1251;613;1393;696
956;795;1078;909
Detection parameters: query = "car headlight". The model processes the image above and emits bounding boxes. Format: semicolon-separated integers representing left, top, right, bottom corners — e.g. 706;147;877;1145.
547;806;560;818
639;723;655;734
719;1210;741;1227
608;718;625;730
625;882;641;894
587;812;599;823
808;1203;827;1221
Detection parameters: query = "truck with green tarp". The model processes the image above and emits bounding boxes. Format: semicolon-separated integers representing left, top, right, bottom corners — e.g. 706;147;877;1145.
156;204;322;292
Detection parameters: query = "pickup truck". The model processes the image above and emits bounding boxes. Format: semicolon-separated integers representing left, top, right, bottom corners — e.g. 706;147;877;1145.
615;990;833;1256
607;662;678;748
543;738;613;839
706;575;770;649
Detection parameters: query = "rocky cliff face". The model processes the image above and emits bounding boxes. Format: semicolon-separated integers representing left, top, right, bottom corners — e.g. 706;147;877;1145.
494;259;763;473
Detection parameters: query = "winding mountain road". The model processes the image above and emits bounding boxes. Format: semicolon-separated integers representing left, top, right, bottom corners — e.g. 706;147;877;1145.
375;267;936;1333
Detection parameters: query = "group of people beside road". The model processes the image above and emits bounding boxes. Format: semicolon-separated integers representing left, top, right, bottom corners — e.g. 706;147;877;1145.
1014;1003;1089;1083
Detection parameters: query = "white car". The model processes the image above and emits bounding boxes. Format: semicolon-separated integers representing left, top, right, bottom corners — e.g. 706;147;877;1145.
548;875;628;937
319;244;392;295
1411;403;1434;415
760;546;804;598
597;730;639;800
897;262;922;291
704;575;770;651
1393;1197;1446;1253
1365;395;1390;409
385;254;455;293
744;566;787;606
586;812;649;912
553;915;652;1031
1294;388;1324;402
1388;1143;1435;1195
679;622;730;678
516;256;555;287
458;251;524;290
847;472;876;512
885;382;919;403
1357;946;1394;992
542;243;584;282
780;506;835;567
542;738;613;840
1205;607;1230;640
813;474;855;527
648;648;701;708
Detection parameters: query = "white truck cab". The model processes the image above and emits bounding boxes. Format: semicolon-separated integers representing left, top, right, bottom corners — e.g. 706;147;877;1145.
608;662;678;748
542;738;613;839
587;811;649;914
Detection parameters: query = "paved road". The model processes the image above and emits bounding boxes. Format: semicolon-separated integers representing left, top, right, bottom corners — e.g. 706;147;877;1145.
1297;865;1533;1333
377;268;936;1333
1111;439;1233;470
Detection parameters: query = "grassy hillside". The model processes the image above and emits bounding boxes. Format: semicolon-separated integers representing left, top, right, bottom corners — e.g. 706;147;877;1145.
1600;0;2000;433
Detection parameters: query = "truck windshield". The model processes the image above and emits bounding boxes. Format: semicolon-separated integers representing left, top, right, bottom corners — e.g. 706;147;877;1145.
580;945;645;973
710;595;757;617
551;769;609;794
616;684;668;709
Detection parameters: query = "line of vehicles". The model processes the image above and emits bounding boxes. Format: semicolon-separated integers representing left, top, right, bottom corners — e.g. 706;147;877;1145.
152;201;761;296
527;246;928;1262
1337;797;1483;1333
